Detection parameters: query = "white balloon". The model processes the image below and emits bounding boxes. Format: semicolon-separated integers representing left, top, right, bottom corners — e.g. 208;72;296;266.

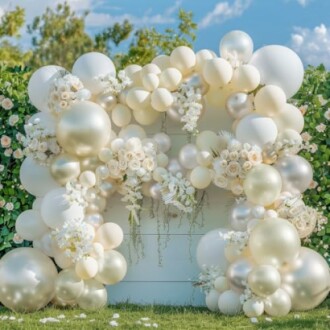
124;64;142;86
20;156;60;197
243;299;264;317
196;228;229;271
140;63;161;76
28;65;66;112
133;106;160;126
196;130;222;153
195;49;216;73
141;73;159;91
126;87;151;111
218;290;242;315
190;166;212;189
203;58;233;87
230;64;260;92
95;222;124;250
170;46;196;75
273;104;304;133
159;68;182;91
249;45;304;98
179;144;198;170
72;52;116;94
111;104;132;127
214;276;230;293
236;114;278;148
205;289;220;312
152;55;171;70
75;257;98;280
119;124;147;141
33;232;55;257
28;112;56;132
40;188;85;229
153;133;171;153
79;170;96;188
32;198;43;211
151;88;174;112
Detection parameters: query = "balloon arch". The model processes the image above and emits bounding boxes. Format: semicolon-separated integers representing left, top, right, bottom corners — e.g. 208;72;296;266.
0;30;329;317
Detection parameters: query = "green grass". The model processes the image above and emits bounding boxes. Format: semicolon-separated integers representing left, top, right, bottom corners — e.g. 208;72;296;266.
0;300;329;330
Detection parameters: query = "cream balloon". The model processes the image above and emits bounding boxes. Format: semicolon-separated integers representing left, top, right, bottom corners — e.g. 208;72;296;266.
140;63;161;76
111;104;132;127
153;133;171;153
236;114;278;148
126;87;151;111
95;222;124;250
33;232;55;257
226;257;254;292
76;279;107;310
281;247;330;311
214;276;230;293
151;88;174;112
196;151;212;167
179;144;198;170
28;65;66;112
249;45;304;98
205;289;220;312
190;166;212;189
55;269;84;301
157;153;169;168
57;101;111;157
225;243;244;263
249;217;301;268
226;92;253;119
196;130;222;153
96;92;117;112
273;103;304;133
243;299;265;317
159;67;182;91
124;64;142;86
220;30;254;63
95;250;127;285
0;248;57;312
133;106;160;126
50;153;81;185
119;124;147;141
230;64;260;92
79;170;96;188
248;265;281;297
79;156;102;172
41;188;85;229
203;58;233;87
28;111;56;132
32;197;43;211
53;249;74;269
254;85;287;117
152;55;171;70
72;52;116;94
15;210;49;241
264;288;292;317
75;257;98;280
20;156;60;197
243;164;282;206
218;290;242;315
142;73;160;91
170;46;196;75
195;49;216;73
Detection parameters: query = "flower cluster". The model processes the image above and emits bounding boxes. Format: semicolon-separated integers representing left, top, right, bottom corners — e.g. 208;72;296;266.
23;117;61;165
96;70;132;96
160;171;196;213
172;83;203;134
195;265;224;294
212;139;262;195
48;74;90;114
52;218;94;262
65;181;88;208
240;284;258;305
222;230;250;252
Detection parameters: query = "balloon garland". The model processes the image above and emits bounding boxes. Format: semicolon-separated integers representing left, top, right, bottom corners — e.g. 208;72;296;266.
0;30;328;316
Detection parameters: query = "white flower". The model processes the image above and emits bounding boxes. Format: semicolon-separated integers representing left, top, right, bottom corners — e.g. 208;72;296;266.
225;161;241;177
242;161;253;172
230;180;244;196
324;108;330;121
109;320;119;327
5;202;14;211
247;149;262;165
228;140;242;151
142;157;156;171
220;150;229;160
4;148;12;157
38;141;48;153
318;94;327;105
301;132;312;142
213;175;228;188
309;143;318;153
1;98;13;110
316;123;326;132
13;149;24;159
128;159;141;171
13;233;24;244
1;135;11;148
0;164;4;172
8;114;19;126
126;137;142;151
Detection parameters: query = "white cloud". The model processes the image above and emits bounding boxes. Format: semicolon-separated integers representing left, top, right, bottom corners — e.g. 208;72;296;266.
199;0;251;29
296;0;311;7
291;24;330;67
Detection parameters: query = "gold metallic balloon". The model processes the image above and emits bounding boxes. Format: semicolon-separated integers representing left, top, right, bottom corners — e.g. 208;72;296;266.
56;101;111;157
0;248;57;312
96;92;117;112
264;288;292;316
50;153;81;185
281;247;330;311
55;269;84;302
76;279;107;310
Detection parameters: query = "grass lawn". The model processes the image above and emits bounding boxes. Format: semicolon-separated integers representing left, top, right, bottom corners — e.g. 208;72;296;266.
0;299;329;330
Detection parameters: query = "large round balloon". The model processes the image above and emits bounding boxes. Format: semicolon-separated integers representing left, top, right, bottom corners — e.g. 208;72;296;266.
20;156;60;197
76;279;107;310
72;52;116;94
196;229;229;271
57;101;111;157
249;218;301;267
55;269;84;302
0;248;57;312
28;65;66;111
249;45;304;98
281;247;330;311
264;288;292;317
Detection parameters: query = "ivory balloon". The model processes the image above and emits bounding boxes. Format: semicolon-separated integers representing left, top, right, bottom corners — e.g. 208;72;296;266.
153;133;171;153
179;144;198;170
274;155;313;194
28;65;66;112
79;170;96;188
33;232;55;257
159;67;182;91
151;88;174;112
72;52;116;94
53;249;74;269
170;46;196;75
264;288;292;317
55;269;84;301
220;30;253;63
126;87;150;111
124;64;142;86
111;104;132;127
0;248;57;312
281;247;330;311
140;63;161;76
95;250;127;285
96;92;117;112
230;64;260;92
119;124;147;140
15;210;49;241
214;276;230;293
243;164;282;206
254;85;287;117
20;156;60;197
84;213;104;230
248;265;281;297
249;45;304;98
196;228;229;271
218;290;242;315
50;153;81;185
79;156;102;172
196;130;222;153
195;49;216;73
190;166;212;189
75;257;98;280
205;289;220;312
236;114;278;148
95;223;124;250
226;257;254;292
142;73;159;91
226;92;253;119
133;106;160;125
203;58;233;87
243;299;265;317
57;101;111;157
41;188;85;229
76;279;107;310
225;243;244;263
273;104;304;133
229;200;252;231
152;55;171;70
249;217;301;268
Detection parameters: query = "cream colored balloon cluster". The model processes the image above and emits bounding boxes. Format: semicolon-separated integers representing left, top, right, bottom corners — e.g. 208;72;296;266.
0;30;329;315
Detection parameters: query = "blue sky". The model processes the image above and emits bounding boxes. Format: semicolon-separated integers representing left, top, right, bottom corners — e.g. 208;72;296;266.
1;0;330;67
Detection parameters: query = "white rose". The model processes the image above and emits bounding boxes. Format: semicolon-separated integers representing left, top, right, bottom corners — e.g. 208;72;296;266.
128;159;141;171
242;161;253;172
247;150;262;165
213;175;228;188
142;157;156;171
220;150;229;160
229;151;239;161
225;161;241;177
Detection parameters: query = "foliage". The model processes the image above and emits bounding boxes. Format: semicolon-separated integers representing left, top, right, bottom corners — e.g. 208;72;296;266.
0;66;35;255
294;64;330;264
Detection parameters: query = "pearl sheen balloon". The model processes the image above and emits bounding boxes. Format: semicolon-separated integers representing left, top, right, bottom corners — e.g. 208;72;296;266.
249;217;301;268
95;223;124;250
229;200;252;231
75;257;99;280
231;64;260;92
226;93;253;119
249;45;304;98
218;290;242;315
203;58;233;87
153;133;171;153
243;299;265;317
50;153;81;185
264;288;292;316
226;257;254;292
190;166;212;189
0;248;57;312
274;155;313;194
76;279;107;310
170;46;196;75
179;144;198;170
281;247;330;311
55;269;84;301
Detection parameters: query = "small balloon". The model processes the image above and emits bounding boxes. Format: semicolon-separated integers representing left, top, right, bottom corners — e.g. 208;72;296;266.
179;144;198;170
75;257;98;280
218;290;242;315
205;289;220;312
96;92;117;112
76;279;107;310
50;153;81;185
55;269;84;301
226;92;253;119
94;223;124;250
228;200;252;231
264;288;292;317
226;257;254;292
